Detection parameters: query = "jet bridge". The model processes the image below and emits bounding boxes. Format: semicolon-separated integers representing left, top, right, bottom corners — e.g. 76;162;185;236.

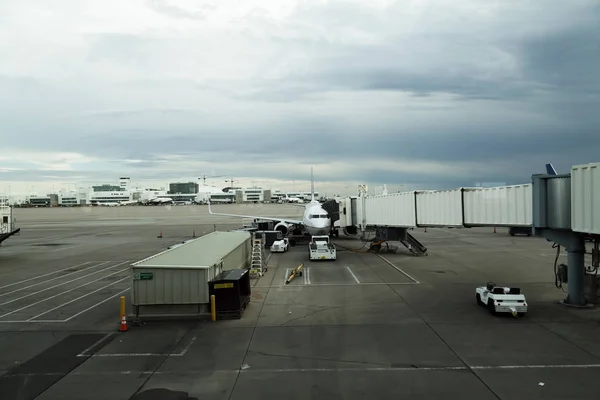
0;205;20;246
336;162;600;307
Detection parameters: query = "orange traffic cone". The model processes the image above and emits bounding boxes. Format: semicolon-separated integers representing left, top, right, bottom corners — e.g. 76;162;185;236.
119;315;128;332
424;227;427;233
157;231;163;238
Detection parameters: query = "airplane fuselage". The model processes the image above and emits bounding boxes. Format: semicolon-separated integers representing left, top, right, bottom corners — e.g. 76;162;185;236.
301;201;331;236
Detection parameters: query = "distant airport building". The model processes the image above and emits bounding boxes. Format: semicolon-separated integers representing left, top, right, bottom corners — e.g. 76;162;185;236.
21;176;317;207
28;195;52;207
169;182;199;195
165;182;199;202
89;183;131;204
207;187;272;203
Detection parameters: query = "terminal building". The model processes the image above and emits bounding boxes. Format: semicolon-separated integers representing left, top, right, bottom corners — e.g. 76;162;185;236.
167;182;199;203
14;177;316;206
206;188;272;204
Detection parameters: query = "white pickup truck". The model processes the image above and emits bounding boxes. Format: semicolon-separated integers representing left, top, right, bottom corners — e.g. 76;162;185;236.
270;238;290;253
309;235;337;261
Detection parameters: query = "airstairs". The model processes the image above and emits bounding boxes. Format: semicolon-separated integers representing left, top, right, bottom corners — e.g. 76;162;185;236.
400;232;428;256
249;234;266;278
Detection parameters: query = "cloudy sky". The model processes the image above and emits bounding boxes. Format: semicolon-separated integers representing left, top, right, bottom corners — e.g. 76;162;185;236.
1;0;599;197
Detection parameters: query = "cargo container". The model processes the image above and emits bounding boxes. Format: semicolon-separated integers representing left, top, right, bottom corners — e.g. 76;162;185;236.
416;189;475;227
571;163;600;234
364;192;417;227
463;184;532;227
130;230;252;320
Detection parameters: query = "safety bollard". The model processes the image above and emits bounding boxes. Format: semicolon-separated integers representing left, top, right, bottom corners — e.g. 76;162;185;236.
119;296;128;332
211;294;216;322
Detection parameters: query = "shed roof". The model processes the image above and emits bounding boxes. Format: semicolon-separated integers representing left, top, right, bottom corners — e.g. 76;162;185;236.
132;230;251;268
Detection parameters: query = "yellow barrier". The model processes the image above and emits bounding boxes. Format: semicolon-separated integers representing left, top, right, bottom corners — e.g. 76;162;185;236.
211;294;216;322
285;264;303;284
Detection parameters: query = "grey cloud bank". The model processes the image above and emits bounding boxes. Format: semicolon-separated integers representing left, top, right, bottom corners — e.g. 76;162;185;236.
1;0;599;195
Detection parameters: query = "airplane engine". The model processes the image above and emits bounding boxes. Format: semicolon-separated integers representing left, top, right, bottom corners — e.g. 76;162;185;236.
343;226;358;236
274;222;292;236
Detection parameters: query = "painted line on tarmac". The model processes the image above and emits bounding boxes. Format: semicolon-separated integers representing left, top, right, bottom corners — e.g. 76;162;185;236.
256;282;419;288
6;363;600;377
0;287;131;323
78;336;197;357
27;275;129;321
373;254;420;284
346;266;360;283
0;269;129;320
63;287;130;322
0;261;94;290
0;261;110;296
0;261;129;307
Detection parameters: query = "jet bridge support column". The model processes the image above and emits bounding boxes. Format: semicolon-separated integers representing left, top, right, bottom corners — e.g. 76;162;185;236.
532;173;588;307
537;229;587;307
566;234;586;306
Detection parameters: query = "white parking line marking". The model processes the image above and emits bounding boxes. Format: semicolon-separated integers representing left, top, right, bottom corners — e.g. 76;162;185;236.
0;261;109;297
0;261;130;307
78;336;197;357
0;261;93;290
306;268;311;285
346;266;360;283
259;282;419;288
50;244;83;253
0;268;129;319
8;363;600;376
27;275;129;321
78;333;115;357
62;287;130;322
284;269;289;285
374;254;420;284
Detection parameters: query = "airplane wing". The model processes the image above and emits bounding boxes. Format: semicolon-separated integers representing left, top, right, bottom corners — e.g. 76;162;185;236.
207;202;303;225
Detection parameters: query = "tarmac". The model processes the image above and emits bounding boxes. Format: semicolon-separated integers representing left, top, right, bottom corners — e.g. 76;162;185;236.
0;203;599;399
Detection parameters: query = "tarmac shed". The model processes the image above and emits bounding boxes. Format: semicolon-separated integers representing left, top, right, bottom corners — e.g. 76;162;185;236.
129;230;252;319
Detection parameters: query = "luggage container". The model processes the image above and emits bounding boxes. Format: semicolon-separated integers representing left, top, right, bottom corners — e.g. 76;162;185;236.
208;269;251;319
130;230;251;321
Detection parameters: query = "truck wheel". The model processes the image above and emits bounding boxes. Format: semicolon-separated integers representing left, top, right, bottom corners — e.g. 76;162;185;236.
487;300;497;316
476;294;484;306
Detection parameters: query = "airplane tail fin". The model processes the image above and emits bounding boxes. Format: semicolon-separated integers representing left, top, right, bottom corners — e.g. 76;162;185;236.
310;166;315;202
546;163;558;175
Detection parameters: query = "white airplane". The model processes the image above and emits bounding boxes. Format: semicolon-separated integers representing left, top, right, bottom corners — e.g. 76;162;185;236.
93;201;120;207
208;167;335;237
282;194;303;203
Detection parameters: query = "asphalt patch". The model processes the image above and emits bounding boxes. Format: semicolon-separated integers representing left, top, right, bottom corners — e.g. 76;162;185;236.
31;243;69;247
130;388;199;400
0;333;114;400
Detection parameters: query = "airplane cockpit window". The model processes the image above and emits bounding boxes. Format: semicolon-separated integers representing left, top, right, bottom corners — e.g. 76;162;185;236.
320;215;328;218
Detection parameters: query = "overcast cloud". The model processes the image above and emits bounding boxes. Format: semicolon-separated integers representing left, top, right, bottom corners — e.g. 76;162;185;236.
1;0;599;196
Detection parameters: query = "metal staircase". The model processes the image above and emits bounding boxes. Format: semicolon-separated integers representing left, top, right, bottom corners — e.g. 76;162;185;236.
401;232;428;256
250;234;266;277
